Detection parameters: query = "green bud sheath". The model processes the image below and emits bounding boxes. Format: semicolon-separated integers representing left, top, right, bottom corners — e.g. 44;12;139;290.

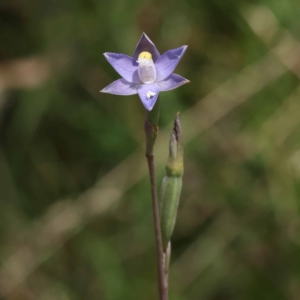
160;176;182;250
160;113;184;251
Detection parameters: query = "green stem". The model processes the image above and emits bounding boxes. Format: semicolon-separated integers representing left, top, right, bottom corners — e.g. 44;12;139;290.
144;99;168;300
146;153;168;300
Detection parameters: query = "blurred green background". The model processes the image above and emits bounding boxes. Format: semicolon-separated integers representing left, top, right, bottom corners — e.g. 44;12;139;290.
1;0;300;299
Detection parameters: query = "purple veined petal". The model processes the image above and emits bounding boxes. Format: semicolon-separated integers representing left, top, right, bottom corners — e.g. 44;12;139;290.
100;78;139;95
137;83;160;111
133;33;160;65
104;53;140;83
157;74;190;91
155;46;187;82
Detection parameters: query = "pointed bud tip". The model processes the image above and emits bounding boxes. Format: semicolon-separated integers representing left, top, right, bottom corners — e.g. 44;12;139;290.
173;113;182;142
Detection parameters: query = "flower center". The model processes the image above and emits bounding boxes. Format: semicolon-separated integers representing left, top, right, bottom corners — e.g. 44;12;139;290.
137;51;156;84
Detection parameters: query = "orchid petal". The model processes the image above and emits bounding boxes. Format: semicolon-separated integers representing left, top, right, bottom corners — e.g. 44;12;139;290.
157;74;190;91
155;46;187;82
101;79;139;95
133;33;160;64
137;83;160;111
104;53;140;83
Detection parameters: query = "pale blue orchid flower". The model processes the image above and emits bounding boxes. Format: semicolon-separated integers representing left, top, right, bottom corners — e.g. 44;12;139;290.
101;33;189;111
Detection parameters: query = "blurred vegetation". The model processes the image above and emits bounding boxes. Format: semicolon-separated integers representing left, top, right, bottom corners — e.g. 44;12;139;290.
1;0;300;299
